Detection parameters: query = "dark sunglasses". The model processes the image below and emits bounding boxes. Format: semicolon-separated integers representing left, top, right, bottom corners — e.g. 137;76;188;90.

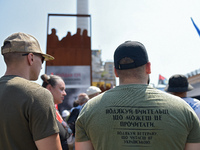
22;53;45;64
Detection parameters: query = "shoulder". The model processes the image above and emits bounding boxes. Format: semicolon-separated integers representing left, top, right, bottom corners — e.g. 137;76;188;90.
12;77;53;103
85;92;104;106
6;76;42;90
147;86;182;100
183;97;200;105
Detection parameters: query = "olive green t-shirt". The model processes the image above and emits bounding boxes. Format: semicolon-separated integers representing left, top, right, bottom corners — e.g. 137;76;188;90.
0;75;59;150
76;84;200;150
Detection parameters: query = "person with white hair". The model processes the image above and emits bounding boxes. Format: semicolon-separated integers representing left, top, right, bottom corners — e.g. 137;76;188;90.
86;86;102;99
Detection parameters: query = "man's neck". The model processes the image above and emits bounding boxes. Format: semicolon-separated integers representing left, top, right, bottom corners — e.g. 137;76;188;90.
171;92;187;98
5;68;29;80
119;78;148;85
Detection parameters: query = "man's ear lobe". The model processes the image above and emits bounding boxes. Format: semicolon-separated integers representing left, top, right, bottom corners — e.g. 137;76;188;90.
146;62;151;74
27;53;34;66
114;68;119;77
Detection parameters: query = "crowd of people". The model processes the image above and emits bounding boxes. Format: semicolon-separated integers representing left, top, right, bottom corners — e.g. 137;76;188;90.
1;32;200;150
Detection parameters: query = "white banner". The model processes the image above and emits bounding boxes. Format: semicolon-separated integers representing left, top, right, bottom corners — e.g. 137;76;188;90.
46;66;91;88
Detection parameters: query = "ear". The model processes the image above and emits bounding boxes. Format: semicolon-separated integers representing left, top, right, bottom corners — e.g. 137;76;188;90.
27;53;34;66
46;84;52;91
146;62;151;74
114;67;119;77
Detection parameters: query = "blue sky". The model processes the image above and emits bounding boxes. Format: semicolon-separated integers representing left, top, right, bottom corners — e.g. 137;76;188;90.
1;0;200;86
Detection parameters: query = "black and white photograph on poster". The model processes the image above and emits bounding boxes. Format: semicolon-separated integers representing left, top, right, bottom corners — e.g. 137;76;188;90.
46;66;91;111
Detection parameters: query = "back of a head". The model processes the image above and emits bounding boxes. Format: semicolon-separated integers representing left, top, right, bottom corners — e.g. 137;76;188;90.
77;93;89;105
41;74;63;88
165;74;193;93
86;86;102;99
114;41;149;80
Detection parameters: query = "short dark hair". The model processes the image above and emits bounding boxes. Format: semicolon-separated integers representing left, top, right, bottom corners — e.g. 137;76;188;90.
3;52;24;65
116;57;146;80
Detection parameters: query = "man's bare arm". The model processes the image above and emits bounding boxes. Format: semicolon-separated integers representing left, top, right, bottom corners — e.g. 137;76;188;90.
75;140;94;150
185;143;200;150
35;133;62;150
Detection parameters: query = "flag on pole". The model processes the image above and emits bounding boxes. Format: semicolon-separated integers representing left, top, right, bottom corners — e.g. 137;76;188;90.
158;74;168;85
191;17;200;37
